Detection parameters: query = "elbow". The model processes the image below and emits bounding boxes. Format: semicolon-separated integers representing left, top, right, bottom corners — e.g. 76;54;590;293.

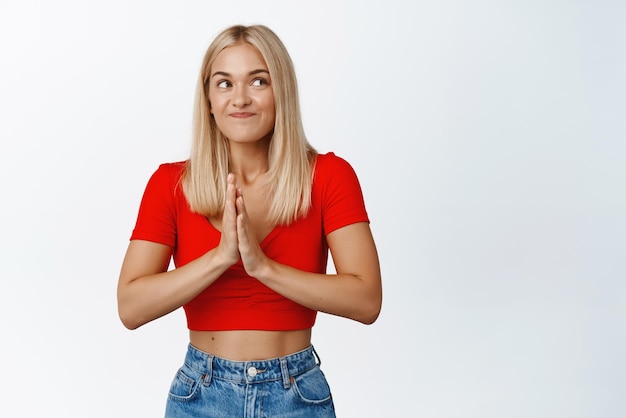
119;313;140;330
358;309;381;325
118;305;144;330
360;282;382;325
117;286;148;330
120;316;141;331
356;297;382;325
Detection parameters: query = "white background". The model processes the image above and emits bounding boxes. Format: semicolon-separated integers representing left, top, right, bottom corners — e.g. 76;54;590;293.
1;0;625;417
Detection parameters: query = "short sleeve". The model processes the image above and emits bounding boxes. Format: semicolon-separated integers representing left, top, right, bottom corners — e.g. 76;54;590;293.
316;153;369;235
130;163;182;247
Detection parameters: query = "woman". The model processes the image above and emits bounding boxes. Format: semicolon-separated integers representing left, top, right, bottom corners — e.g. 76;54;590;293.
117;24;382;417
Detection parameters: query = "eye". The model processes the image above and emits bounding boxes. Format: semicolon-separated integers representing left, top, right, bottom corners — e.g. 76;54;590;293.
216;80;231;88
251;78;268;87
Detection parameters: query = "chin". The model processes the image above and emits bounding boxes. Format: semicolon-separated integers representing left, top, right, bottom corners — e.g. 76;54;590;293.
226;132;273;145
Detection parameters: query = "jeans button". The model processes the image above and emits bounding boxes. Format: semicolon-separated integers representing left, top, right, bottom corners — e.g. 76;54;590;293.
247;366;258;377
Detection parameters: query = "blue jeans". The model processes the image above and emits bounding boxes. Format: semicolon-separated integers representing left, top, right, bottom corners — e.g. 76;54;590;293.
164;344;336;417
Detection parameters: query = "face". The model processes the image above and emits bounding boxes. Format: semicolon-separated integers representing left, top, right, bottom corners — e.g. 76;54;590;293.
208;43;276;145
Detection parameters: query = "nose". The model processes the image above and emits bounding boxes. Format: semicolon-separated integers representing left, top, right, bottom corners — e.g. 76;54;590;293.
231;85;251;107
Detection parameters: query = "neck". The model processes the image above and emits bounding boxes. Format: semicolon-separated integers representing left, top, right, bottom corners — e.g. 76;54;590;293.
228;139;270;185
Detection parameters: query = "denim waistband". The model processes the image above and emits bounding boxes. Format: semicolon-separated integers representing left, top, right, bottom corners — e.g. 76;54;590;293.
183;344;320;387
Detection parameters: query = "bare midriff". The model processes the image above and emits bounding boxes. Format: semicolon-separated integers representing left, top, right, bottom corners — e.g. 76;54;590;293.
189;328;312;361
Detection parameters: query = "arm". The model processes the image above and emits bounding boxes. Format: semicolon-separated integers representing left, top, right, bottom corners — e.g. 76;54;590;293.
117;175;241;330
236;194;382;324
117;241;233;330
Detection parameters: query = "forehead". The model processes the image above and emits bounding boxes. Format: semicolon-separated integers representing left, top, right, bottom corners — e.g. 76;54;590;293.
211;43;268;75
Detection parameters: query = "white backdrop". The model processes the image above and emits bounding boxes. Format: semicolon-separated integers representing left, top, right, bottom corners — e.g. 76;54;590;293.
1;1;625;417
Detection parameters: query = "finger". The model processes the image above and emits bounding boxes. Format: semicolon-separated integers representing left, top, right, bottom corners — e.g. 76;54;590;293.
235;194;247;216
226;173;240;212
218;177;240;263
226;174;237;201
223;184;236;222
236;211;265;277
235;197;250;247
236;212;250;251
222;175;239;243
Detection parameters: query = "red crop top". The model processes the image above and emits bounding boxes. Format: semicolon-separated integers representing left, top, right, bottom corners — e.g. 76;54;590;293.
130;152;369;331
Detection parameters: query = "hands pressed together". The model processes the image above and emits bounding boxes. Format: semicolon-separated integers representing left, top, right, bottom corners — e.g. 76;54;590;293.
215;173;269;278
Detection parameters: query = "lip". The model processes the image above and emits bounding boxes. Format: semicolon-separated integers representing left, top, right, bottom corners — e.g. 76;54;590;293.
229;112;255;119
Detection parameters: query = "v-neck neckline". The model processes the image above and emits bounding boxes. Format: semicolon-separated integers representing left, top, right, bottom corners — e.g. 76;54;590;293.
204;217;281;247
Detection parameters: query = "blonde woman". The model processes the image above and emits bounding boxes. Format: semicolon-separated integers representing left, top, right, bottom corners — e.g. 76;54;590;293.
117;24;382;417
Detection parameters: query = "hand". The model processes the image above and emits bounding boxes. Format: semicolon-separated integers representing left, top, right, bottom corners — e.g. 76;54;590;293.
215;173;241;266
235;188;270;278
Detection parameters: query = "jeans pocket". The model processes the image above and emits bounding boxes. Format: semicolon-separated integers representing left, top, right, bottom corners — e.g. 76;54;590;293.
292;366;333;405
167;365;203;402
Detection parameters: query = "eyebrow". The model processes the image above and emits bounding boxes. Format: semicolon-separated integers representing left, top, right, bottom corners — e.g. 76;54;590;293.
210;69;270;79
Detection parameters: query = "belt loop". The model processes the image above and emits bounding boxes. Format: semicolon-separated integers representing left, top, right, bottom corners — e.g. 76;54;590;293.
312;346;321;367
204;354;214;386
279;357;290;389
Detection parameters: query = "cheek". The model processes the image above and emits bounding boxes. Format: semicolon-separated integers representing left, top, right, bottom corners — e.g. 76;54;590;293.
206;89;213;112
264;97;276;117
208;92;222;112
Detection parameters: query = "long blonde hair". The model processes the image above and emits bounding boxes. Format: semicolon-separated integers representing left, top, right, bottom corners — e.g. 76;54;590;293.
182;24;316;225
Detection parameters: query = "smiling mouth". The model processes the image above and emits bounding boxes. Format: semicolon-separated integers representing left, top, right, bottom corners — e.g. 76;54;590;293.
229;112;255;118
